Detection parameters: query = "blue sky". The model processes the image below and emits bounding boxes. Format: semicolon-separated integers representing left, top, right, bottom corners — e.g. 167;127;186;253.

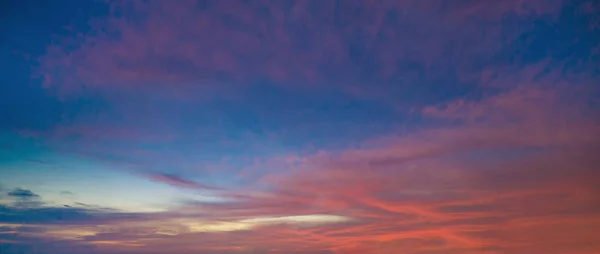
1;1;599;253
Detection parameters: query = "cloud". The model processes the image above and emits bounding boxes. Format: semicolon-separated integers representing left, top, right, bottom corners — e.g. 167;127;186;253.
36;0;570;101
0;233;100;254
7;188;39;199
224;140;598;253
145;173;221;191
5;188;44;208
0;204;144;225
0;189;145;227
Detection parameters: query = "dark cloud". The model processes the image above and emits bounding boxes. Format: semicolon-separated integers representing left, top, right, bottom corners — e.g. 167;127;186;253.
7;188;39;199
2;225;49;233
0;233;99;254
145;173;221;191
4;188;44;208
60;190;76;199
0;204;143;225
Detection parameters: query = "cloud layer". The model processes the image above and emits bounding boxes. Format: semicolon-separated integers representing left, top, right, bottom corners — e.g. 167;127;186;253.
38;0;586;100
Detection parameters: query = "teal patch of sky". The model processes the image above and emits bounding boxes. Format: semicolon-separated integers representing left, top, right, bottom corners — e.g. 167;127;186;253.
0;133;222;212
0;132;48;165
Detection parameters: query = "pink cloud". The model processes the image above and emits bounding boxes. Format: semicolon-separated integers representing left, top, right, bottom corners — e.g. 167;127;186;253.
37;0;566;99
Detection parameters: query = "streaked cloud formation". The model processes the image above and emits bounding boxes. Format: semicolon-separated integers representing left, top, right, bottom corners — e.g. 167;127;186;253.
1;0;599;253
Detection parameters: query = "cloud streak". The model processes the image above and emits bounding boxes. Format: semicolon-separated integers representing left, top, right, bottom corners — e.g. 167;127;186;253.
145;173;221;191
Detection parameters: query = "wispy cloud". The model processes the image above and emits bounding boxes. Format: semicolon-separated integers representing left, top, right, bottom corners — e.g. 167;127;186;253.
145;173;221;191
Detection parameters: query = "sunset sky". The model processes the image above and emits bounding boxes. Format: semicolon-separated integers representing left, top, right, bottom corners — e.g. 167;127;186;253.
1;0;599;253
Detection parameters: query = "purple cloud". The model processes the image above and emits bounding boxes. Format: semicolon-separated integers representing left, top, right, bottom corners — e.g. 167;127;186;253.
37;0;566;101
145;173;221;191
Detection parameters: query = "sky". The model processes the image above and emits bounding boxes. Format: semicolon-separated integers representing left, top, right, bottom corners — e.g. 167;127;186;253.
0;0;599;253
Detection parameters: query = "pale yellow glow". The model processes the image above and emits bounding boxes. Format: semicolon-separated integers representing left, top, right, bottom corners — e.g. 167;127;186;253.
46;226;97;240
0;213;352;247
0;223;97;240
179;214;351;232
241;214;351;225
90;241;145;247
186;220;253;232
